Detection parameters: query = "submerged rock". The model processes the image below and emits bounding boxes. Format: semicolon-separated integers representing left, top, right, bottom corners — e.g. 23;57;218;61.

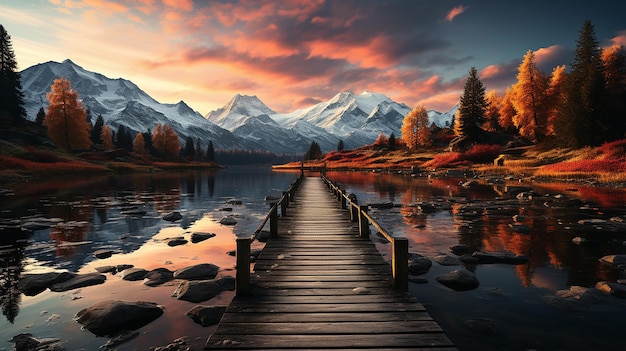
75;300;164;336
433;254;461;266
172;280;224;303
219;216;237;225
11;333;63;351
167;238;188;247
19;272;76;296
162;211;182;222
121;268;149;281
186;305;227;327
191;232;216;243
143;268;174;287
595;281;626;298
599;255;626;269
436;269;479;291
468;251;529;265
94;249;114;259
408;253;432;275
49;273;106;292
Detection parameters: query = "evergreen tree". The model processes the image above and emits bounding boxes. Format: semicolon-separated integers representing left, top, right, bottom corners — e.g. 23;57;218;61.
601;45;626;140
556;21;606;147
195;139;203;161
91;114;104;145
183;136;195;159
115;125;133;151
304;141;322;160
205;140;215;162
0;25;26;126
142;129;154;155
455;67;487;142
35;107;45;126
388;132;396;150
45;77;91;150
337;139;344;152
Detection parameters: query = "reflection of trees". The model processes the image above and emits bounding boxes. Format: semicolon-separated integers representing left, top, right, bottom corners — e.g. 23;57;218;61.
0;246;25;323
49;202;93;258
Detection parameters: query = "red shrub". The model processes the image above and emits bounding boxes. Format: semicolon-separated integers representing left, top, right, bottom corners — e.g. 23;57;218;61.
464;144;502;163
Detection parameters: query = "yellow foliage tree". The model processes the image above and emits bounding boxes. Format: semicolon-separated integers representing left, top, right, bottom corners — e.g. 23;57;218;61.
44;77;91;149
546;65;567;137
152;123;180;158
498;87;516;132
484;90;502;132
133;132;147;156
511;50;549;142
401;105;430;149
101;125;114;150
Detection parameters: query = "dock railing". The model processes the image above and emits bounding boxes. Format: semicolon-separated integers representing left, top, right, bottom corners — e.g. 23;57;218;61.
321;175;409;291
235;171;304;295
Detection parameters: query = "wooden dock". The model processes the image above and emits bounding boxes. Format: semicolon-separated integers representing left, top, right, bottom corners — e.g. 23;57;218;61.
205;176;456;350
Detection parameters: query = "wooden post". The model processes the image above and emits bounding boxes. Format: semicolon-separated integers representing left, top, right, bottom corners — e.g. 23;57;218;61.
392;238;409;291
340;189;347;209
281;191;288;216
358;206;369;239
235;238;251;295
350;203;358;222
270;203;278;238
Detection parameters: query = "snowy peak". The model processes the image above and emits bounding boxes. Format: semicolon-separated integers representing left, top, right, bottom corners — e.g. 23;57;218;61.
205;94;277;131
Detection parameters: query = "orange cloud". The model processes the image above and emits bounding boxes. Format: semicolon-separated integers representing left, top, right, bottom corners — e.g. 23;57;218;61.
445;5;467;22
162;0;193;12
609;31;626;47
480;64;503;79
534;45;565;65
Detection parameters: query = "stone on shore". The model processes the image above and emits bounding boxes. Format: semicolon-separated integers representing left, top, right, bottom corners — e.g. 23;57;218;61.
219;216;237;225
186;305;227;327
433;254;461;266
162;211;182;222
172;280;224;303
49;273;106;292
468;251;529;265
94;249;114;259
408;253;432;275
167;238;188;247
599;254;626;269
10;333;63;351
19;272;76;296
121;268;149;281
173;263;219;280
436;269;479;291
75;300;164;336
191;232;216;243
595;281;626;298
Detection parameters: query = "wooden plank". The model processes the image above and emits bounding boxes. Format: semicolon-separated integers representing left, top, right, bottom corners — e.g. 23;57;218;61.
213;320;444;335
218;311;433;323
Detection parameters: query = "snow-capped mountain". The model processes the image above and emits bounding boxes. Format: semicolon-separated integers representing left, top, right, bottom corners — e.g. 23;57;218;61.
20;59;250;150
20;59;457;154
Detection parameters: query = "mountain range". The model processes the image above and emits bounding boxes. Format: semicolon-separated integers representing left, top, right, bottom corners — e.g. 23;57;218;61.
20;59;456;154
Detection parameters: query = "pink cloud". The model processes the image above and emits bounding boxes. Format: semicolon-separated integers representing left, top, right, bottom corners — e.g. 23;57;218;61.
609;31;626;47
162;0;193;12
480;64;503;79
445;5;467;22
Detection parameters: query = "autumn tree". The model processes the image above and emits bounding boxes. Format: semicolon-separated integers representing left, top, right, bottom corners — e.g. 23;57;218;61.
601;45;626;140
400;110;417;149
133;132;147;156
556;21;606;147
511;50;550;142
373;132;388;149
455;67;487;141
546;65;567;137
101;125;114;150
498;87;516;133
45;77;91;150
0;24;26;126
484;90;502;132
152;123;181;158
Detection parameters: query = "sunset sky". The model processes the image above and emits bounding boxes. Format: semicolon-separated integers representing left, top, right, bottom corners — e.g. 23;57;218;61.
1;0;625;115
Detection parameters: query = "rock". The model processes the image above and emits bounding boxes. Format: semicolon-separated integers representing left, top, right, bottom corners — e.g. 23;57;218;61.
100;330;139;349
95;265;117;274
436;269;479;291
216;276;236;291
162;211;182;222
542;286;603;310
143;268;174;286
516;191;534;200
219;216;237;225
75;300;164;336
257;230;271;242
572;236;589;245
174;263;219;280
470;251;529;264
226;199;242;205
19;272;76;296
167;238;188;247
10;333;63;351
450;245;471;255
186;305;227;327
94;249;114;259
117;264;134;272
172;280;224;303
191;232;216;243
408;253;432;275
599;254;626;268
595;281;626;298
49;273;106;292
121;268;148;281
432;254;461;266
458;254;479;263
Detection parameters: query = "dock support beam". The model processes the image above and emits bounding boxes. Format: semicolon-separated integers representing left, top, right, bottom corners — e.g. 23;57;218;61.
392;238;409;290
358;206;369;238
235;238;251;295
270;203;278;238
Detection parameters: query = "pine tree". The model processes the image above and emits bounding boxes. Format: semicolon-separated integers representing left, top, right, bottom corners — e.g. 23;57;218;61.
556;21;606;147
304;141;322;160
91;114;104;145
455;67;487;141
205;140;215;162
511;50;550;142
388;132;396;150
101;125;114;150
195;139;203;161
183;136;195;159
35;107;45;126
143;130;154;155
44;77;91;150
0;24;26;126
601;45;626;140
337;140;344;152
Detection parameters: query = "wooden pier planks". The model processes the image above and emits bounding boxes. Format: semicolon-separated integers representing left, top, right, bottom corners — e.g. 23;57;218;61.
205;176;456;350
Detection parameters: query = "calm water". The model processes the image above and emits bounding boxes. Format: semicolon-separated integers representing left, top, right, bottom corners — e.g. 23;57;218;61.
1;168;626;350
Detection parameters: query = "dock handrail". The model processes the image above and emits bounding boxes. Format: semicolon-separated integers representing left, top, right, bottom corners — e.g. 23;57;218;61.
321;175;409;291
235;171;304;295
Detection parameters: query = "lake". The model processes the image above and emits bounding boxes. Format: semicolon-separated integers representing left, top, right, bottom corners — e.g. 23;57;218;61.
1;167;626;350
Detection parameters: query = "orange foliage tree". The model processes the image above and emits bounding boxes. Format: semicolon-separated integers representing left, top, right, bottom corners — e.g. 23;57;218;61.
484;90;502;132
498;87;516;132
511;50;549;142
101;125;114;150
546;65;567;136
133;132;147;156
152;123;181;158
401;105;430;149
44;77;91;150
